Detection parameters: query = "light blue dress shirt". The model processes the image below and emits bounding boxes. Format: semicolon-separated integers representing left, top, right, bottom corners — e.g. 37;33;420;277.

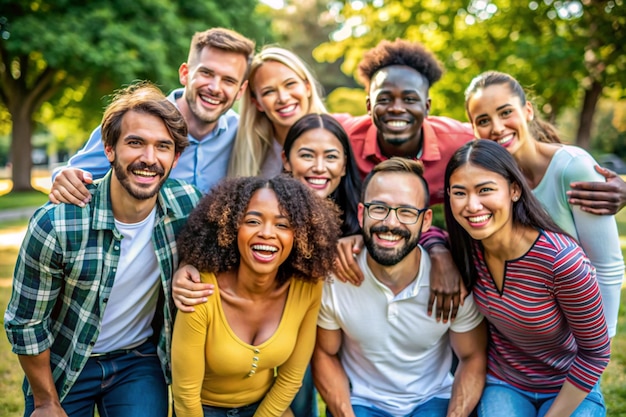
52;88;239;193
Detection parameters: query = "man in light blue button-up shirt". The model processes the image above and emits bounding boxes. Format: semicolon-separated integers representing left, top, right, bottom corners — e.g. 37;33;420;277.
51;28;255;202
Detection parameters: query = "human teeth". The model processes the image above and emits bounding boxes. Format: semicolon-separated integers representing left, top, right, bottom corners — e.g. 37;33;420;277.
200;95;220;105
133;170;157;177
378;233;401;242
469;215;491;223
252;244;278;252
278;104;297;114
307;178;327;185
497;134;513;144
387;121;408;127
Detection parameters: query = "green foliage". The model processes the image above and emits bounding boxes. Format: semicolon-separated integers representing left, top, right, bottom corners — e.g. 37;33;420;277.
0;0;273;188
1;0;271;97
0;191;48;210
266;0;357;95
314;0;626;131
325;87;367;115
0;134;8;166
591;99;626;158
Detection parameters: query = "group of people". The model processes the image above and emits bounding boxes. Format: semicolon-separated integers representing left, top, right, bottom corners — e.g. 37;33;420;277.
4;25;625;417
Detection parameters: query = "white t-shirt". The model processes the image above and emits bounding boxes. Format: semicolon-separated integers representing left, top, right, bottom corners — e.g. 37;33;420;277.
318;247;484;416
93;207;160;353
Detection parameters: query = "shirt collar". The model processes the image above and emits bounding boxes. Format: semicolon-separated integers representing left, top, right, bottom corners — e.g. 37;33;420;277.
362;117;441;162
362;121;383;160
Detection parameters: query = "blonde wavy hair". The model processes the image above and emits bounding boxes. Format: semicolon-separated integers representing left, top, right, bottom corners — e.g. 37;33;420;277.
228;46;327;177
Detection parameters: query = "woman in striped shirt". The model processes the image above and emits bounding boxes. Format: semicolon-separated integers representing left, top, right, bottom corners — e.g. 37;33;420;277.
464;71;623;339
444;139;610;417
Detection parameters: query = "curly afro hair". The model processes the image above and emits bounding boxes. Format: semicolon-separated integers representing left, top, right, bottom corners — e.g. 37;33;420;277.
177;175;342;286
357;38;444;90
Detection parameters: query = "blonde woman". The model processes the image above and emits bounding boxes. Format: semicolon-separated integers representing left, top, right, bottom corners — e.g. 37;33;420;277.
228;46;327;178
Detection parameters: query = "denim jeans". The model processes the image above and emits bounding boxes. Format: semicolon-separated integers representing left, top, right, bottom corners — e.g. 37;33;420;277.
326;398;449;417
24;341;167;417
201;400;262;417
478;376;605;417
291;365;319;417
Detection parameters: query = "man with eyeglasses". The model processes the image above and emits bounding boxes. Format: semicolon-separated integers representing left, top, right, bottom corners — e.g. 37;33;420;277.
312;158;487;417
333;38;626;323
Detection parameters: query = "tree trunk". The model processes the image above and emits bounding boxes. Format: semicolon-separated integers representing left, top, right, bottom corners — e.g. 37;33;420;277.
575;79;603;150
10;110;34;192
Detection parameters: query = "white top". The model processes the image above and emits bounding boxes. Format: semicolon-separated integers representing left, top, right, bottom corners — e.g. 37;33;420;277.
318;248;484;416
534;146;624;337
93;207;160;353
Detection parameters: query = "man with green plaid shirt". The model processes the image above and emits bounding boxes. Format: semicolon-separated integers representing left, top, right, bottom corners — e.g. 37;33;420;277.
5;82;202;417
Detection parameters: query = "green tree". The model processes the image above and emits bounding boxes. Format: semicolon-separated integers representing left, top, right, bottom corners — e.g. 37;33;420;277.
314;0;625;145
265;0;358;97
0;0;271;191
571;0;625;149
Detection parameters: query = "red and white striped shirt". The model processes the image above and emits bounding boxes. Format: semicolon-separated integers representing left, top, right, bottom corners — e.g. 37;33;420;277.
472;230;611;393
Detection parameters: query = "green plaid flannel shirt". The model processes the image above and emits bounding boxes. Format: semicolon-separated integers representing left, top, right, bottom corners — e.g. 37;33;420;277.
4;171;201;401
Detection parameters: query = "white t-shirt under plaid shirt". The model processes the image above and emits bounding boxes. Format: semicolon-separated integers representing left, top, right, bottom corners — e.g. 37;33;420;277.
4;171;201;402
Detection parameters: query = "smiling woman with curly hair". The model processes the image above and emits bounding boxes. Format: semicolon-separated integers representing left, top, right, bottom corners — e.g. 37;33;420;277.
171;175;341;417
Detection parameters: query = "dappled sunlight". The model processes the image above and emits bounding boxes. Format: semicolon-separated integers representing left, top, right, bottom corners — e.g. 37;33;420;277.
33;176;52;194
0;171;51;196
0;180;9;196
0;227;26;250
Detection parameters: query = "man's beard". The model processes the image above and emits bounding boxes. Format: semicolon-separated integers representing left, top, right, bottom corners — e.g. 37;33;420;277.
184;89;225;125
363;224;421;266
113;158;167;200
382;135;412;147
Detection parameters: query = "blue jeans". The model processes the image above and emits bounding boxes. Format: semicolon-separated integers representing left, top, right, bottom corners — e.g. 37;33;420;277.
291;365;319;417
478;376;605;417
24;341;167;417
327;398;449;417
201;400;262;417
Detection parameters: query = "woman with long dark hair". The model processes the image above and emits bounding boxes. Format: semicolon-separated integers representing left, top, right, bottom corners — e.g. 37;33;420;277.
282;113;362;236
444;139;610;417
464;71;624;338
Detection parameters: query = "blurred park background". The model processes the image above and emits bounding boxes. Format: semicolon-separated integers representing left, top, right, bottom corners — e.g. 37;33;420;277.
0;0;625;415
0;0;624;190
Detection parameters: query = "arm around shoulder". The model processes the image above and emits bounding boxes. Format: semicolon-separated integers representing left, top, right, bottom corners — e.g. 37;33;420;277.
425;237;466;323
568;164;626;215
52;125;111;181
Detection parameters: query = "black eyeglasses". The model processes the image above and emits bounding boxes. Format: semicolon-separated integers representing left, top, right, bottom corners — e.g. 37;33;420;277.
363;203;427;225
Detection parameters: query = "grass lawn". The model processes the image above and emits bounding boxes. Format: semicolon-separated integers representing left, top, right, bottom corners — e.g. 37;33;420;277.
0;213;625;415
0;287;24;416
0;190;48;211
